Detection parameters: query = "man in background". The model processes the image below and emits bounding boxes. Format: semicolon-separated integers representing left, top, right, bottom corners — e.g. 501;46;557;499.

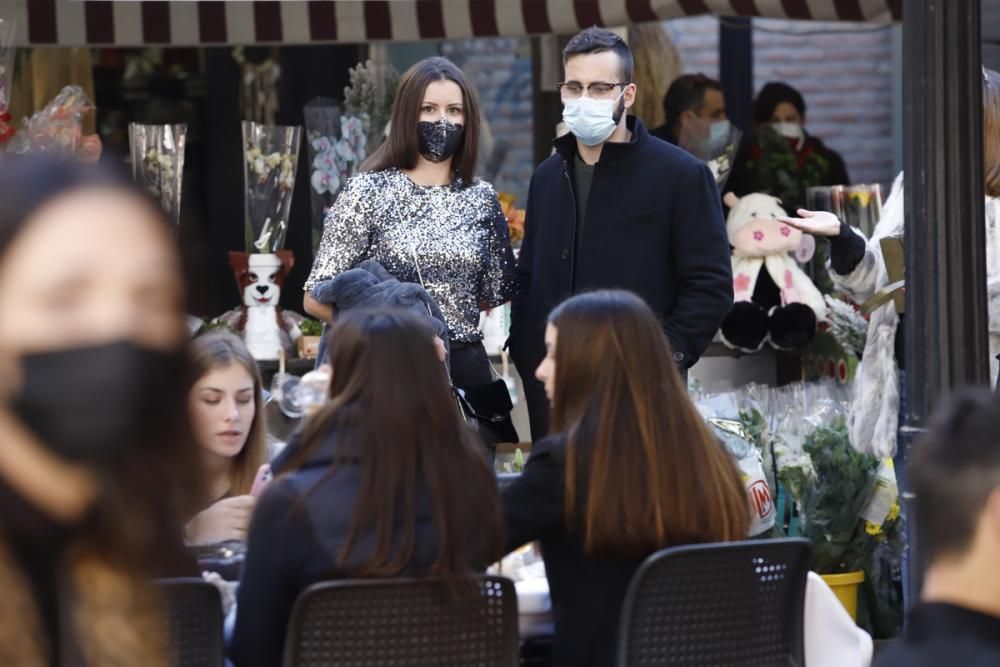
651;73;728;148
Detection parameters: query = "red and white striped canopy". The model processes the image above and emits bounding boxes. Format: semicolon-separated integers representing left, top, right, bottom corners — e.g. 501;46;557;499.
0;1;901;47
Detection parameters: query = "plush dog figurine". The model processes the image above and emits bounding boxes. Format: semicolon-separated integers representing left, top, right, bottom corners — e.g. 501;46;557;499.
720;192;827;353
216;251;305;360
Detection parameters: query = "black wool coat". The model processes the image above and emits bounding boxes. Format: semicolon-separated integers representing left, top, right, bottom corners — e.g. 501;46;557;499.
508;117;733;383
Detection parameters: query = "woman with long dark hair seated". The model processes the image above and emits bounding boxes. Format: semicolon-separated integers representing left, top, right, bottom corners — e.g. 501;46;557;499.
502;290;750;667
229;309;503;667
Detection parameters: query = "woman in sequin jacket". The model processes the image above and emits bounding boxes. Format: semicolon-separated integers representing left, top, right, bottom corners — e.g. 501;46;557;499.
304;57;516;415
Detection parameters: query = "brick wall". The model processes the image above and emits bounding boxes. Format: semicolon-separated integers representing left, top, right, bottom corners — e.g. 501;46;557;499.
440;38;534;204
666;16;896;188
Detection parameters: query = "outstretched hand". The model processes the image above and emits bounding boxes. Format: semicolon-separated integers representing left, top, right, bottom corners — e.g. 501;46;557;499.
778;209;843;237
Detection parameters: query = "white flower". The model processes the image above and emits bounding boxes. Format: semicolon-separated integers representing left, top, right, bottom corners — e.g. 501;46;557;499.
254;157;266;176
265;152;282;169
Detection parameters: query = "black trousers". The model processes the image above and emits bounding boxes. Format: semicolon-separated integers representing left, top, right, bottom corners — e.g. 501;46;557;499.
449;340;493;388
449;340;519;451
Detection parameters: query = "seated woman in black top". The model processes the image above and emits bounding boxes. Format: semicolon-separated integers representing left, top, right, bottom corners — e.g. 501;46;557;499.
229;309;503;667
502;290;750;667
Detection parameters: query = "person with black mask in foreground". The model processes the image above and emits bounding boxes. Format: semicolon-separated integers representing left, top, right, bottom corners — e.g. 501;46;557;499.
0;157;199;666
876;389;1000;666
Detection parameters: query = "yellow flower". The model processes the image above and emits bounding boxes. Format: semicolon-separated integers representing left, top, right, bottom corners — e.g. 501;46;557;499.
851;191;873;207
886;502;901;522
865;521;883;536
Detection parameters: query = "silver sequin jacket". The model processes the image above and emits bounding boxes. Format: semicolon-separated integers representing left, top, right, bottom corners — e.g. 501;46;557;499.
305;167;516;342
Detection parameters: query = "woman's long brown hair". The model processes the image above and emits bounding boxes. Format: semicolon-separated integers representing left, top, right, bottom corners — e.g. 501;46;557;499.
186;332;268;500
287;309;502;586
361;57;481;187
548;291;750;558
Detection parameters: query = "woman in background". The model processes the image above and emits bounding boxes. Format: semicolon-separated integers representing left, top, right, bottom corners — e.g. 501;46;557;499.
184;332;269;546
230;309;503;667
303;56;516;444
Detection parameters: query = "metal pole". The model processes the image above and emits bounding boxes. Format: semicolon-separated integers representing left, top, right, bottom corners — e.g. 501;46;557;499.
901;0;988;605
719;17;754;135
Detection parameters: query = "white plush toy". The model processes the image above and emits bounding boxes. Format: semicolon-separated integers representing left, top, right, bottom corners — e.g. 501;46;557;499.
216;251;305;360
720;192;828;353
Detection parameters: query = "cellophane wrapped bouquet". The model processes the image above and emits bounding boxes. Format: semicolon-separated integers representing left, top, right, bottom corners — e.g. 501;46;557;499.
0;18;16;147
303;98;366;252
6;85;94;156
129;124;187;227
242;121;302;253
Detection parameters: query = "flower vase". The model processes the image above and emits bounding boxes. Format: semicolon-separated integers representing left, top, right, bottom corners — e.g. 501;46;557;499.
820;571;865;621
241;121;302;254
303;98;367;253
129;124;187;228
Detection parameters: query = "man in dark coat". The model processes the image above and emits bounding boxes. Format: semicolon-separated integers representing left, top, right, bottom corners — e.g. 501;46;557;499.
508;27;733;439
875;389;1000;667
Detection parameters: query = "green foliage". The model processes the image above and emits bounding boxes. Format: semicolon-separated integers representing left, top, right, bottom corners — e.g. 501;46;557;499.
778;419;901;573
743;126;831;212
298;319;324;337
344;60;400;151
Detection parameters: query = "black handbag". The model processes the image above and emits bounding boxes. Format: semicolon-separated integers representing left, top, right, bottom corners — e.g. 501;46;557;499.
453;381;519;445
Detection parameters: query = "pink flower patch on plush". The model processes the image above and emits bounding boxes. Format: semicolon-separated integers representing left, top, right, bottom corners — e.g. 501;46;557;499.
780;226;791;237
753;230;765;241
734;273;752;292
784;270;795;288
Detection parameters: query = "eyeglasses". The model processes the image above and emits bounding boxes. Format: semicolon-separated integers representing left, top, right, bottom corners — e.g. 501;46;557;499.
556;81;629;100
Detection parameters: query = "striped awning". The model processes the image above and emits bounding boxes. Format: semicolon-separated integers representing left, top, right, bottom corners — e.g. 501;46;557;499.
0;1;901;47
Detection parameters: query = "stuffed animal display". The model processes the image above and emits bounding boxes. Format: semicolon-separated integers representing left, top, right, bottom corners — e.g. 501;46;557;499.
215;251;305;360
720;192;827;353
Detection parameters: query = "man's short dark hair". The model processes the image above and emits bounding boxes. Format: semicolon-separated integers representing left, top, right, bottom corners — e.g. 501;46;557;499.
563;27;633;84
911;389;1000;562
662;73;723;136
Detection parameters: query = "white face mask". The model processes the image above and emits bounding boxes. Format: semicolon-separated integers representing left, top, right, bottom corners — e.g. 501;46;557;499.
562;91;625;147
772;121;804;141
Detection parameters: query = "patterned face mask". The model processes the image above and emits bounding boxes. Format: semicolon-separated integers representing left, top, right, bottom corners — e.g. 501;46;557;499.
417;118;465;163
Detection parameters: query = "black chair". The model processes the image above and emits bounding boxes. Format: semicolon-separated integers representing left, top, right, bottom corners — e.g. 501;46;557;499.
617;538;812;667
156;577;225;667
282;575;520;667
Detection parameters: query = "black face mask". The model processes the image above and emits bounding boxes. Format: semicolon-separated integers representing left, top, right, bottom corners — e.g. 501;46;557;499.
8;341;184;466
417;118;465;163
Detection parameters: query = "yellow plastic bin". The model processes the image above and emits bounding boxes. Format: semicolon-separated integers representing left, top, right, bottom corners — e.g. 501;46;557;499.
821;571;865;621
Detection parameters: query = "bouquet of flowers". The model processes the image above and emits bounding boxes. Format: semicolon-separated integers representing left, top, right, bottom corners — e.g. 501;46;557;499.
743;126;831;213
304;98;367;251
678;121;742;190
129;124;187;227
6;86;94;156
498;192;526;246
845;184;884;239
779;416;901;574
824;295;869;359
344;59;400;150
242;121;302;254
0;18;15;146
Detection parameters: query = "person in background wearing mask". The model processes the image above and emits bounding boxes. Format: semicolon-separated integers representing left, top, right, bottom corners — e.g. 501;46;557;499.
303;56;515;444
650;73;729;149
728;81;849;211
0;157;199;665
508;27;733;440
